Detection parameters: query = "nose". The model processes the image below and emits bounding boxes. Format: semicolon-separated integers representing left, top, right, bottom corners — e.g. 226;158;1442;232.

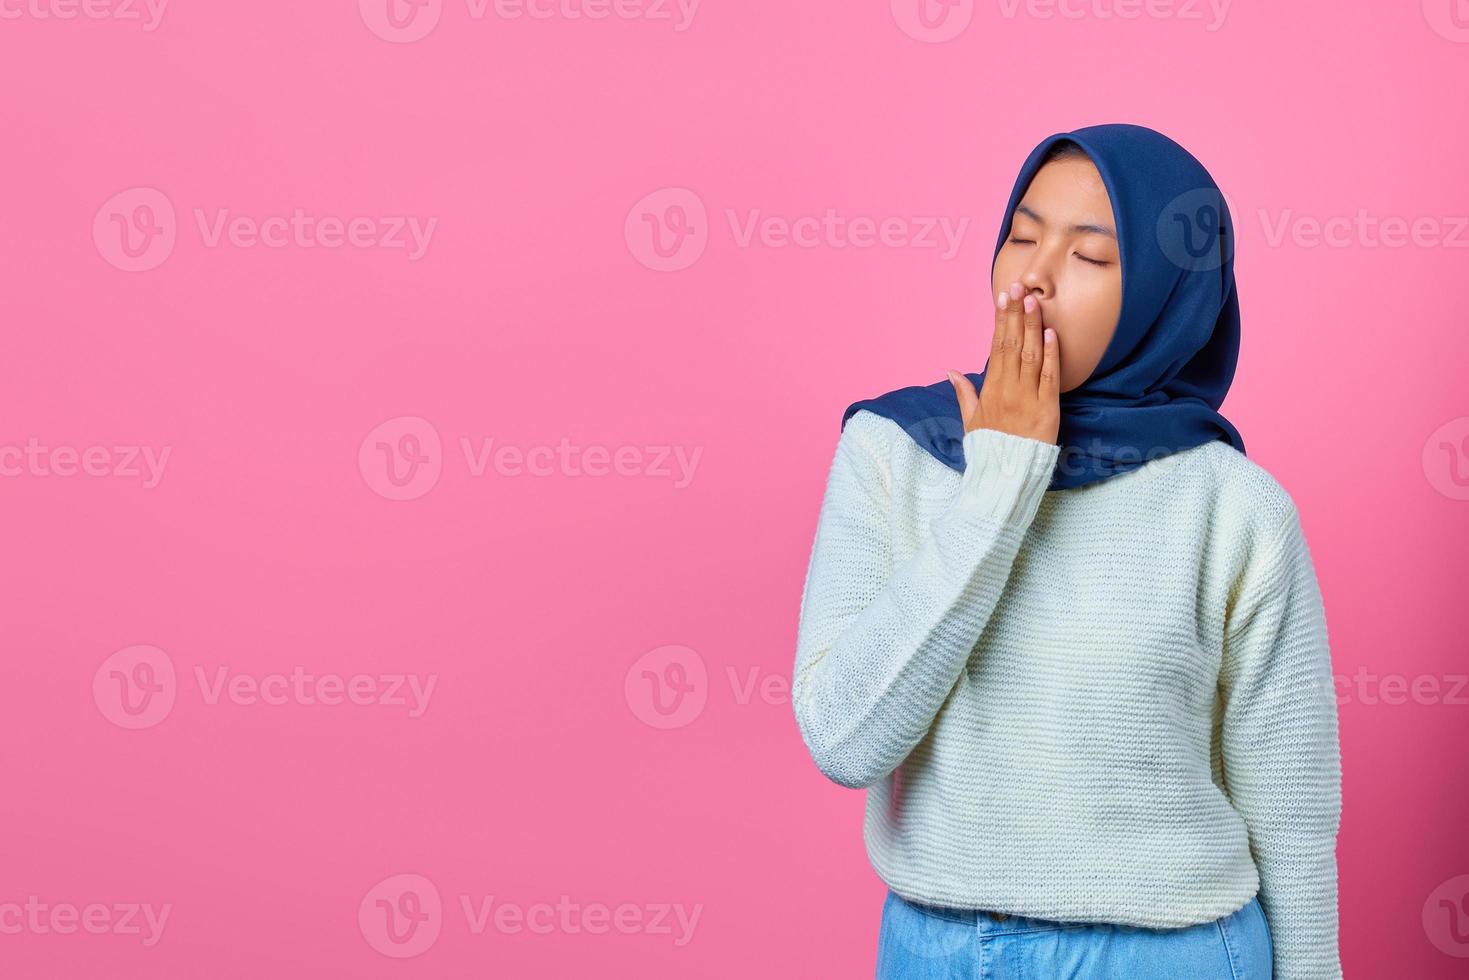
1022;279;1047;302
1017;250;1055;301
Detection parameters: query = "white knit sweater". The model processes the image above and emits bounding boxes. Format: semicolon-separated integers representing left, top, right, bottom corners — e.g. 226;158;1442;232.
793;408;1342;979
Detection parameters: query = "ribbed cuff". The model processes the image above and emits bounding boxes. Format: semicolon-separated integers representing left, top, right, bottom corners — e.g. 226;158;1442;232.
952;427;1059;526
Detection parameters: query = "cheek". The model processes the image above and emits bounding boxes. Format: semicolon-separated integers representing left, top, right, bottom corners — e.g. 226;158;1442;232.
1050;290;1119;388
1056;276;1120;344
990;249;1023;295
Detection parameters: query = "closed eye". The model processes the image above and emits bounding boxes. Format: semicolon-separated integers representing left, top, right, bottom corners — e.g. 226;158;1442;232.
1007;236;1112;267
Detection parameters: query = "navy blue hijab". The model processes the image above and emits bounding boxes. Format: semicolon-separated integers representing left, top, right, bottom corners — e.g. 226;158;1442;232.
841;123;1245;490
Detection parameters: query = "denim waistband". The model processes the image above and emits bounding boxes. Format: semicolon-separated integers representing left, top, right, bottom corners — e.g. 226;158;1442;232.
891;891;1259;937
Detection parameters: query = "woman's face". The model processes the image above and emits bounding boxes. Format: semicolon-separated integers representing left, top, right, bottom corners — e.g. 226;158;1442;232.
991;156;1122;392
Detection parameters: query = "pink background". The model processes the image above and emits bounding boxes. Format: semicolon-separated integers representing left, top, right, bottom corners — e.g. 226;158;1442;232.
3;2;1468;976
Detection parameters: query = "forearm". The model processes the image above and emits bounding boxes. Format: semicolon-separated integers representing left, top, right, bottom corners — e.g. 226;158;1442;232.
792;422;1057;789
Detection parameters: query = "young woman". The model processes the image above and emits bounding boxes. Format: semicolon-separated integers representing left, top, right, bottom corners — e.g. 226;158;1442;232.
792;123;1341;979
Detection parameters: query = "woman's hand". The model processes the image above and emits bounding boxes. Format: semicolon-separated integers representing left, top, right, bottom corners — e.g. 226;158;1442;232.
947;280;1060;444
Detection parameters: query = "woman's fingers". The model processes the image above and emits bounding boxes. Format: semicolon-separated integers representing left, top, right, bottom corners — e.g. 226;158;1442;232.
966;280;1061;444
947;369;980;428
1039;327;1060;399
1020;291;1043;386
973;280;1060;442
993;283;1020;377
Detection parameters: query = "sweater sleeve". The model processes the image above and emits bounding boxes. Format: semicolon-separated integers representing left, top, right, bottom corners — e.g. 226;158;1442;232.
791;412;1059;790
1219;503;1343;980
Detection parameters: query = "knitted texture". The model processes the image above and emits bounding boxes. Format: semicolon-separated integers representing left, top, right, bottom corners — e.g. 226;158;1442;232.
793;409;1342;980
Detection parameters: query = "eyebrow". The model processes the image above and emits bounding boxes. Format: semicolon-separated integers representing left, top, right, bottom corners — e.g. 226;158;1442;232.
1013;203;1117;241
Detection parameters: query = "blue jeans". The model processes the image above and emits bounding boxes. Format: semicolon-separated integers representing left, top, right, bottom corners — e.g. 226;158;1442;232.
876;890;1272;979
